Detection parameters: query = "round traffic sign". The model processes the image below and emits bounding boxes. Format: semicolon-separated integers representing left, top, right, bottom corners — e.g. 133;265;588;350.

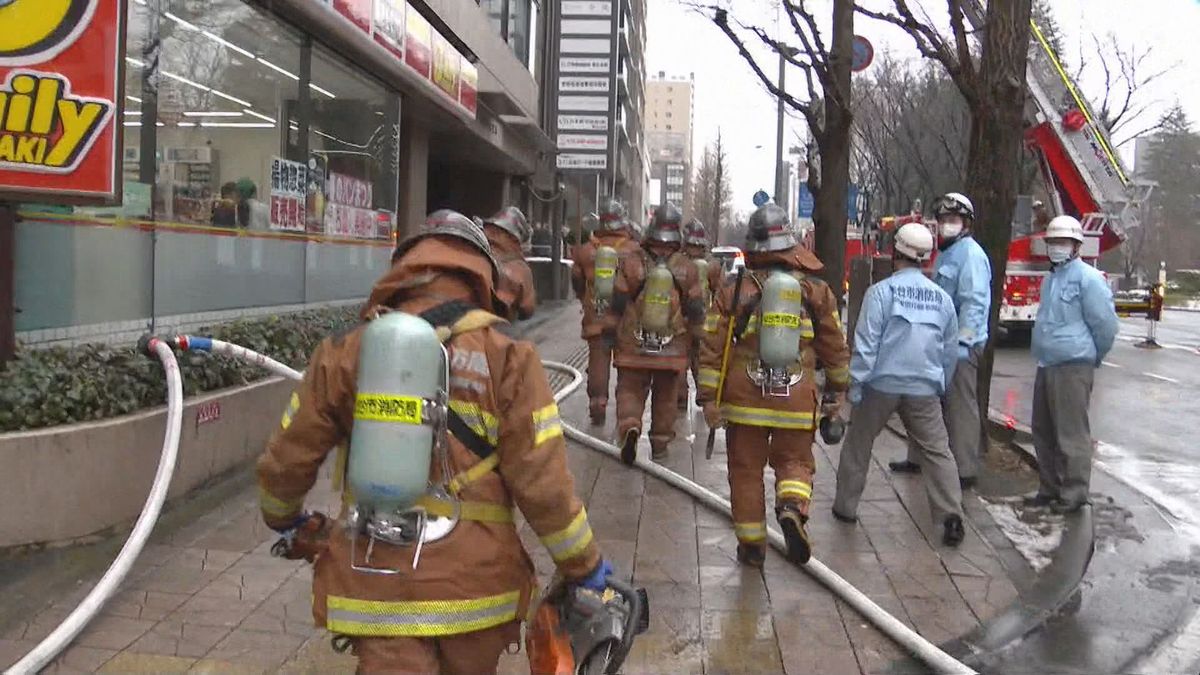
753;190;770;208
851;35;874;72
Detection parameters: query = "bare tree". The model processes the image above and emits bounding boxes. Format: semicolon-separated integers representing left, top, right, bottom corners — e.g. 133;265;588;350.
690;0;855;294
693;132;733;242
1072;32;1177;145
857;0;1033;441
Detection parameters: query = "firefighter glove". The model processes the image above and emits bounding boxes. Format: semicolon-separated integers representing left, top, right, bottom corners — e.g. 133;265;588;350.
703;403;723;429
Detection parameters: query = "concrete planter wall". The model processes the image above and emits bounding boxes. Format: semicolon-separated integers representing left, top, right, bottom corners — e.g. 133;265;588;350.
0;377;294;549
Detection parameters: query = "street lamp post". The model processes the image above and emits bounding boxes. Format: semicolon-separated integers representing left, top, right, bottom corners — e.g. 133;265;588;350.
774;44;800;211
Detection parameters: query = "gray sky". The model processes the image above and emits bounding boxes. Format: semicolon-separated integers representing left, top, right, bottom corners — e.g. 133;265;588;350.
646;0;1200;216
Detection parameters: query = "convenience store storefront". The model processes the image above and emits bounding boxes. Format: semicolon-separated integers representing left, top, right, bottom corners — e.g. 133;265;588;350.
5;0;544;345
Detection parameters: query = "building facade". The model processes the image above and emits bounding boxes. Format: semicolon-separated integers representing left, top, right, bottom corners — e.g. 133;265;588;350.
10;0;559;346
549;0;647;235
645;72;694;215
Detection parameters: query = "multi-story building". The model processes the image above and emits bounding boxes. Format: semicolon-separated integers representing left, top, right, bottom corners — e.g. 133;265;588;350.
3;0;562;347
548;0;648;231
646;72;694;215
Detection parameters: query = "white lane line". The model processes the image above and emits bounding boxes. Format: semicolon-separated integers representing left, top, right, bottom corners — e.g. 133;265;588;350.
1144;372;1180;384
1102;361;1123;368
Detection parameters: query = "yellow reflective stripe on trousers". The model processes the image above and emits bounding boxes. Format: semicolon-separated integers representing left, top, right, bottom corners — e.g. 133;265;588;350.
697;368;721;389
721;405;815;430
734;522;767;542
703;312;721;333
540;508;594;563
447;453;502;496
280;392;300;429
416;495;514;523
259;486;303;518
799;318;815;339
777;480;813;501
826;365;850;385
449;400;499;445
532;403;564;446
326;590;521;637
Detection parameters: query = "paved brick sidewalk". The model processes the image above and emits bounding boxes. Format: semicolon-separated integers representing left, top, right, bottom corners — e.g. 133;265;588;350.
0;302;1021;674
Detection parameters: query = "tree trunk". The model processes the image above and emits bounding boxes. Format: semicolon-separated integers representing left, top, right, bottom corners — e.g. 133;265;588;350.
964;0;1033;447
812;0;854;297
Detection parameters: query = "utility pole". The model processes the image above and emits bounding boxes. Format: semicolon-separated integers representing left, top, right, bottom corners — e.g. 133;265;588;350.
0;202;14;364
773;45;799;210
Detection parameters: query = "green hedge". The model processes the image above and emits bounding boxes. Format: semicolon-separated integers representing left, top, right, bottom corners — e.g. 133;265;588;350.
0;306;361;433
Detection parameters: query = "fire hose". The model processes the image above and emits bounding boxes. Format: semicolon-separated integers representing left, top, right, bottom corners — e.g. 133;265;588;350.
8;336;972;675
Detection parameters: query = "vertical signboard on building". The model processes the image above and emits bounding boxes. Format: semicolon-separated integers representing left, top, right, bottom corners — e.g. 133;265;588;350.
0;0;127;204
372;0;406;57
431;33;461;100
334;0;372;33
404;5;433;78
459;61;478;116
556;0;614;173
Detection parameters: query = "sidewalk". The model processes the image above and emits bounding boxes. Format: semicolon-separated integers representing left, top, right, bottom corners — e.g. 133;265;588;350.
0;301;1024;674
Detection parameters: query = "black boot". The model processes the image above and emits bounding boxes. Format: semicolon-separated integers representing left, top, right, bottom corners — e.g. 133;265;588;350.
889;460;922;474
831;509;858;524
620;429;639;466
943;515;965;547
736;543;766;568
776;504;812;564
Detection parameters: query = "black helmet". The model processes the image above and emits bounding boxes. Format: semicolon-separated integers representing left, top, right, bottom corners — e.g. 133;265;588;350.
646;202;683;244
745;204;798;253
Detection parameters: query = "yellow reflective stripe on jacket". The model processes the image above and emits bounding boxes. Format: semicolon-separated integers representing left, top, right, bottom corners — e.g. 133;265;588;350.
777;480;813;501
449;400;499;445
703;312;721;333
831;311;843;331
447;453;501;496
532;403;564;446
799;318;815;339
326;590;521;637
826;365;850;385
734;521;767;542
540;508;595;563
280;392;300;429
416;495;514;523
259;486;303;518
697;367;721;389
721;405;816;430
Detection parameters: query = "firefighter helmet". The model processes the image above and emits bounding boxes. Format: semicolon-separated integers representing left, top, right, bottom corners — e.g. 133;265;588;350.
392;209;501;284
599;199;628;231
683;218;708;247
894;222;935;261
1045;215;1085;243
933;192;975;220
485;206;532;246
646;202;684;244
744;204;798;253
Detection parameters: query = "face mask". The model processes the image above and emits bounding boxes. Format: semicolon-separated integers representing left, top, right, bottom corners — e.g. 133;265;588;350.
1047;243;1074;263
939;221;964;239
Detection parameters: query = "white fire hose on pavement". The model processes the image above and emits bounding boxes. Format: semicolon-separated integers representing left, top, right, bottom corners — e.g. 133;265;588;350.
8;337;971;674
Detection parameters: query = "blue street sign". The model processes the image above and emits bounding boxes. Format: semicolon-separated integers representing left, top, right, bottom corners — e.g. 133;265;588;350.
752;190;770;208
797;184;815;219
847;183;860;221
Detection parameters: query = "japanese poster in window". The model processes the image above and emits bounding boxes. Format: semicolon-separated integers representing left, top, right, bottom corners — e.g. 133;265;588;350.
269;157;307;232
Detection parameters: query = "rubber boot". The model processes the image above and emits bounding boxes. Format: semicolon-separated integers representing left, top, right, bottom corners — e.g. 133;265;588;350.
620;428;639;466
651;442;669;462
736;542;766;568
942;515;965;547
776;503;812;564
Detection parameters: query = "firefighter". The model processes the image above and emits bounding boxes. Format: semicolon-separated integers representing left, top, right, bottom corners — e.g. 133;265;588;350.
889;192;991;490
571;199;641;424
698;204;850;567
1028;215;1118;513
256;210;612;673
833;223;966;546
613;202;704;463
480;205;537;321
678;218;724;409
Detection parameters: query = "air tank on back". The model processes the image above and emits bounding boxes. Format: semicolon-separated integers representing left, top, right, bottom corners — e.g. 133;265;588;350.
758;270;804;368
593;246;619;305
347;312;443;515
640;262;674;335
694;258;711;303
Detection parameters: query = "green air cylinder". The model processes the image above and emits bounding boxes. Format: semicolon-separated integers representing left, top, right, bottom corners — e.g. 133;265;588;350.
759;271;804;369
641;262;674;335
593;246;618;303
694;258;711;300
347;312;443;514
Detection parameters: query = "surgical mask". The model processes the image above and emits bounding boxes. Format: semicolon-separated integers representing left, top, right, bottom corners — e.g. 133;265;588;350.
939;221;964;239
1047;243;1074;264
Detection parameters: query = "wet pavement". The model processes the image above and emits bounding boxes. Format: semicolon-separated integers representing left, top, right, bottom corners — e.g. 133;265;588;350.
0;302;1036;674
983;311;1200;673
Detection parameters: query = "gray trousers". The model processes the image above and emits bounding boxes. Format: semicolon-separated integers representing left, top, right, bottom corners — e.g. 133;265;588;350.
907;346;982;479
1031;364;1096;506
835;388;964;527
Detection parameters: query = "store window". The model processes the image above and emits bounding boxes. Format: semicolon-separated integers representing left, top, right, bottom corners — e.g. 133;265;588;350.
508;0;535;67
308;45;400;240
479;0;506;40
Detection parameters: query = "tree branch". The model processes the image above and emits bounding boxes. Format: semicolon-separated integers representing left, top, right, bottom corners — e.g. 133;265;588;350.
947;0;977;85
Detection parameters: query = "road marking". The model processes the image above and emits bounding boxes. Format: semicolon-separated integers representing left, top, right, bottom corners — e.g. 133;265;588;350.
1102;361;1122;368
1144;372;1179;384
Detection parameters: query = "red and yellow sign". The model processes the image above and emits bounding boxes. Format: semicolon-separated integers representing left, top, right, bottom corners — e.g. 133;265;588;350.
459;60;478;116
0;0;125;204
404;5;432;79
431;32;460;100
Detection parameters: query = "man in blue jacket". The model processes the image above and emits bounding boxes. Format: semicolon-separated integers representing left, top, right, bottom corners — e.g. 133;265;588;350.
890;192;992;489
1028;216;1118;513
834;223;966;546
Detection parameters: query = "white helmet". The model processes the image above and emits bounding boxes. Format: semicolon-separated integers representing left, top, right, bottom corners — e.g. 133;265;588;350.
894;222;934;261
1045;215;1084;243
933;192;974;220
